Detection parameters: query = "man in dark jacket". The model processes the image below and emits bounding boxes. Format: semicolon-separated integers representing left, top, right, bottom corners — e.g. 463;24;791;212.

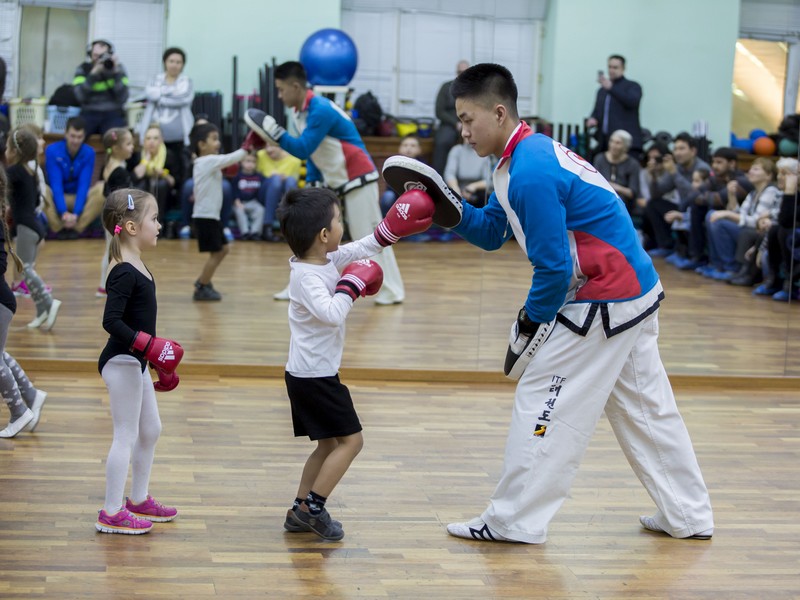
432;60;469;175
587;55;643;159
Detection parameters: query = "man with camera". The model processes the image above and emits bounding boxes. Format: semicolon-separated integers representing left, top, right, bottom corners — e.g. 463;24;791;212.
72;39;129;136
586;55;643;160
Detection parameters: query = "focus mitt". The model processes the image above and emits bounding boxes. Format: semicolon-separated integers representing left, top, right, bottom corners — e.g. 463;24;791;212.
382;156;463;228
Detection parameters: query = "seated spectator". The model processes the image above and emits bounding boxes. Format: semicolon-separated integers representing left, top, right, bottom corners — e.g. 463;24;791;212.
73;39;128;136
379;134;424;216
444;137;493;207
141;47;194;189
256;143;301;241
670;147;753;270
232;152;266;240
702;157;781;280
642;133;710;257
663;167;711;259
754;157;799;301
638;144;678;249
593;129;640;215
43;116;104;239
132;124;177;225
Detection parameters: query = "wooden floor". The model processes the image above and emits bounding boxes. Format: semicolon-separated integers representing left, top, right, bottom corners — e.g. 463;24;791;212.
1;374;799;599
1;238;799;598
4;237;799;378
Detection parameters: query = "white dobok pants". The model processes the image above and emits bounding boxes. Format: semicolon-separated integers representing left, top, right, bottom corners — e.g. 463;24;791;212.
344;182;405;304
482;301;714;543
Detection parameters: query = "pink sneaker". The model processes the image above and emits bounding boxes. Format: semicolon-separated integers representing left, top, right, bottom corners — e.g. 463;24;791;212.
12;281;30;298
95;508;153;534
126;495;178;522
96;287;107;298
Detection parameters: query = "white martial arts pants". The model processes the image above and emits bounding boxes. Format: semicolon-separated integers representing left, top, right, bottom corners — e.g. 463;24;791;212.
482;307;713;543
343;182;405;304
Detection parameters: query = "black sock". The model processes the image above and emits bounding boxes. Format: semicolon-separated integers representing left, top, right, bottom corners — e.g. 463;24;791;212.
305;490;327;516
292;497;304;510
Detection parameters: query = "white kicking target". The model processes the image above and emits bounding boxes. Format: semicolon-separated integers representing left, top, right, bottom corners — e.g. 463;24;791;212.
382;156;463;228
503;317;557;380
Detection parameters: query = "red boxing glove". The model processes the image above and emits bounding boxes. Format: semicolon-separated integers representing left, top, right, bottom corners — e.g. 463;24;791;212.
131;332;184;373
335;259;384;301
241;130;266;152
152;365;180;392
374;189;435;246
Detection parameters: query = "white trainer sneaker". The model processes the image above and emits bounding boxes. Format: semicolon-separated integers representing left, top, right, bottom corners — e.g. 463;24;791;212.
639;515;713;540
273;286;290;301
23;390;47;432
0;408;34;438
41;299;61;332
446;517;512;542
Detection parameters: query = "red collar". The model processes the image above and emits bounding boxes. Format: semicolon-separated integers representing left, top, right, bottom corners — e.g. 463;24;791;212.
496;121;533;169
298;89;314;113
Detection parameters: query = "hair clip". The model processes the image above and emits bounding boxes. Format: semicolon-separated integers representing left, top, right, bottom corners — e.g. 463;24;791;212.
113;224;122;235
127;194;135;210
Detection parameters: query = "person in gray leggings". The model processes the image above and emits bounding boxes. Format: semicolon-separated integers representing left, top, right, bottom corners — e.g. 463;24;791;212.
5;127;61;330
0;169;47;438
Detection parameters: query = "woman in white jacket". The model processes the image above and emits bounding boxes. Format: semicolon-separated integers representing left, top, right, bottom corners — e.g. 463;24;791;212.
140;47;194;188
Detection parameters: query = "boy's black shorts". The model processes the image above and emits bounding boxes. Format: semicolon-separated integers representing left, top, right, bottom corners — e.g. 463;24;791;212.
194;218;228;253
285;372;362;440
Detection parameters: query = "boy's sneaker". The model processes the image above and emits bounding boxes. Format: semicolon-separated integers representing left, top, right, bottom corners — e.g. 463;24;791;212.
287;506;344;541
178;225;191;239
125;495;178;522
283;507;342;533
12;281;30;298
194;281;222;301
95;508;153;534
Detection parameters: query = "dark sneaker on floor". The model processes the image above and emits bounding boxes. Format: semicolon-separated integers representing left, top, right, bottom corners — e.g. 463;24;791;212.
193;282;222;301
287;506;344;541
283;507;342;533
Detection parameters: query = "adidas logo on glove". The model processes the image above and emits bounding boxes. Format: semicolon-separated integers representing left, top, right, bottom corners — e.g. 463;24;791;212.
158;342;176;363
395;202;410;220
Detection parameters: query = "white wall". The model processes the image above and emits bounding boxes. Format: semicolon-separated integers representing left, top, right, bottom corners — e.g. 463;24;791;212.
166;0;342;112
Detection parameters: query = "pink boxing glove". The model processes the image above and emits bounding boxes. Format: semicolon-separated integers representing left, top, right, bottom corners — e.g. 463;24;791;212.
152;365;180;392
335;260;384;301
131;332;184;373
374;189;435;246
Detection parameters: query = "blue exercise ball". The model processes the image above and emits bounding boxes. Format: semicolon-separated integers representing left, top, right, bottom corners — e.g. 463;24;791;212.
300;28;358;86
749;128;768;141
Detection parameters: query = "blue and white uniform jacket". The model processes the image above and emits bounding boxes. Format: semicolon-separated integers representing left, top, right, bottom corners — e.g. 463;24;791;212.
453;121;663;337
280;90;378;194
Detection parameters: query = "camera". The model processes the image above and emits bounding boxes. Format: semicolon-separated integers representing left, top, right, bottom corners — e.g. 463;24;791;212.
99;52;114;70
